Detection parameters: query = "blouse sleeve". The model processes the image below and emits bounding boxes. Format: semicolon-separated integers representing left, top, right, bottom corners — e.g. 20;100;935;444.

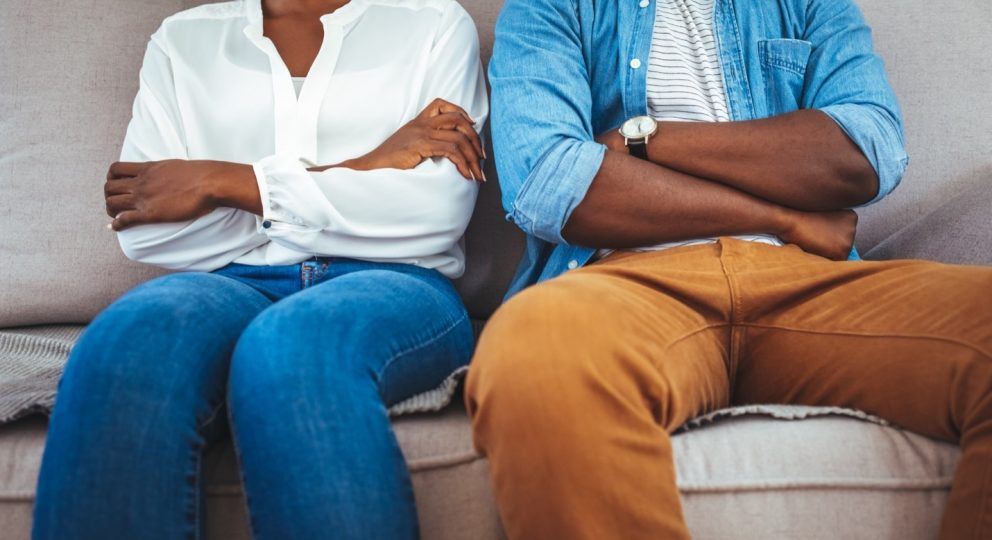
115;31;267;271
250;3;489;277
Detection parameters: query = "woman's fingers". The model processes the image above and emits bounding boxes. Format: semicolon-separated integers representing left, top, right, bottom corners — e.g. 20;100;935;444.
110;210;144;232
105;194;136;218
429;129;485;182
107;161;149;180
429;113;485;159
422;98;475;126
104;177;138;197
424;140;474;180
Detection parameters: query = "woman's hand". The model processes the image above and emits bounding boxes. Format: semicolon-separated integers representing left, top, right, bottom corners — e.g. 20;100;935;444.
339;98;486;182
105;160;259;231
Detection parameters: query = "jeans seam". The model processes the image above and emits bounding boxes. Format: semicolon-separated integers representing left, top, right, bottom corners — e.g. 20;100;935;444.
738;323;992;361
188;444;202;540
222;395;262;540
375;313;469;398
189;400;225;540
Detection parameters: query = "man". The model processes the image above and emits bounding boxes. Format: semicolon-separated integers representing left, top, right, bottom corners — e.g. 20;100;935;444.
464;0;992;538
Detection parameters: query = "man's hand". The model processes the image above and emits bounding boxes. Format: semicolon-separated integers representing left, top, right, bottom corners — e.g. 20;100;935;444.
340;98;485;181
779;209;859;261
105;160;258;231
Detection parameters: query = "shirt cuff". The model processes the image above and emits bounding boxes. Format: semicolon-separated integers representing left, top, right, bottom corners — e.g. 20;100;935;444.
251;154;333;234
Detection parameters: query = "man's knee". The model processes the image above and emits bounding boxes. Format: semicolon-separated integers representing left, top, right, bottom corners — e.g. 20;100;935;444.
466;278;608;434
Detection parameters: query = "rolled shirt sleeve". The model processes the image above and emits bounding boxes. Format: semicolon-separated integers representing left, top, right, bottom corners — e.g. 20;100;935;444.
488;0;606;245
802;0;909;205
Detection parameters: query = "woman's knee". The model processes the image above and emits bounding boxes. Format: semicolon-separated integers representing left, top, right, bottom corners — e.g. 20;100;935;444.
65;272;261;403
227;298;375;412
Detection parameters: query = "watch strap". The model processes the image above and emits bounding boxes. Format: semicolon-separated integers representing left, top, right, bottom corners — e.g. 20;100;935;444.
627;140;649;160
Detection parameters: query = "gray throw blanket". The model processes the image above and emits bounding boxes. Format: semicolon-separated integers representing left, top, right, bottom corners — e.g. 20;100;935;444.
0;326;83;424
0;325;467;425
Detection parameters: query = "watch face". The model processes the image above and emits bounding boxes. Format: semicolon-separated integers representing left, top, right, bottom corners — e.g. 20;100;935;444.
620;116;657;139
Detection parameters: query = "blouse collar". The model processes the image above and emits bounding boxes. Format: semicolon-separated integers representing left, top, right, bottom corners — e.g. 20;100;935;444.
244;0;370;35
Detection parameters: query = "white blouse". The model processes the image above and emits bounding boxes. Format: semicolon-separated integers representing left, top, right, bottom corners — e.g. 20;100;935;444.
117;0;488;278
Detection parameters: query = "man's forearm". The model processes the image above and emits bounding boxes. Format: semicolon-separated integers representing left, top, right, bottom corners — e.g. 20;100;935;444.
562;149;858;261
642;109;879;211
563;149;793;248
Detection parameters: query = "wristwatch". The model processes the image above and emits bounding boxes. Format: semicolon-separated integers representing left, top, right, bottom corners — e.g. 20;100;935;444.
619;116;658;160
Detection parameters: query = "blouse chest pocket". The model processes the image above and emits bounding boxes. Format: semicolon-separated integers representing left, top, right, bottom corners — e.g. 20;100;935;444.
758;38;812;115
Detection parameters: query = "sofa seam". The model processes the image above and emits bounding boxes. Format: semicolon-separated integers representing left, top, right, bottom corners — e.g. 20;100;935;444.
678;480;954;494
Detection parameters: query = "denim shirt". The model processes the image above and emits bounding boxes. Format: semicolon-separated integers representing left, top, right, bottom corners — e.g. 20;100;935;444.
489;0;909;299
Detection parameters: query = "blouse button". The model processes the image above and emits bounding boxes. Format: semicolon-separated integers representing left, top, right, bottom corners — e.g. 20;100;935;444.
629;58;642;69
639;0;649;7
262;220;272;229
567;260;579;270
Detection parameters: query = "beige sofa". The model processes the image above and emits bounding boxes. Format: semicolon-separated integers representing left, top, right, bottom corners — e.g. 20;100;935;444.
0;0;989;538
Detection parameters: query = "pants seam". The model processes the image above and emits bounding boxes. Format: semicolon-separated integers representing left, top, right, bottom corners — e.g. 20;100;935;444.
739;323;992;361
716;241;743;396
661;323;731;354
975;449;992;540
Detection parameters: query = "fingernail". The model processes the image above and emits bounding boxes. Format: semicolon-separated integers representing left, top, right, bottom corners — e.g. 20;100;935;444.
481;170;488;182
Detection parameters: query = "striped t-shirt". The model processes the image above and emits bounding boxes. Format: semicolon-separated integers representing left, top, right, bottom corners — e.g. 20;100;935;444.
623;0;783;254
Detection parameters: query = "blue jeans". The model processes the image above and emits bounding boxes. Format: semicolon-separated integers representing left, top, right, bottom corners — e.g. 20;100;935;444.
32;259;474;540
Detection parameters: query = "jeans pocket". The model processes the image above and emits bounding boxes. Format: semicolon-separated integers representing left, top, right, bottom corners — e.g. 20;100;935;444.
758;38;812;115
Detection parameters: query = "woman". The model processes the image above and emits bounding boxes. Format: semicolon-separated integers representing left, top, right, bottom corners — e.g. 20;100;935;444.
32;0;487;538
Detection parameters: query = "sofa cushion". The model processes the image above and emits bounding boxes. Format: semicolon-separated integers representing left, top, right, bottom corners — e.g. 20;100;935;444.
675;408;959;539
0;1;188;327
0;402;958;539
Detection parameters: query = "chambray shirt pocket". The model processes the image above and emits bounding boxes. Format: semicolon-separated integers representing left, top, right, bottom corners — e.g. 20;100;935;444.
758;38;813;115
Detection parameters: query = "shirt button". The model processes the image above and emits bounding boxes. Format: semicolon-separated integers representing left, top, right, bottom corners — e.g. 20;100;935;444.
262;220;272;229
567;260;579;270
639;0;649;7
629;58;642;69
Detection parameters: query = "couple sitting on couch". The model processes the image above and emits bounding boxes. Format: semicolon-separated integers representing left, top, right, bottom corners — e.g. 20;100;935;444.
32;0;992;539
